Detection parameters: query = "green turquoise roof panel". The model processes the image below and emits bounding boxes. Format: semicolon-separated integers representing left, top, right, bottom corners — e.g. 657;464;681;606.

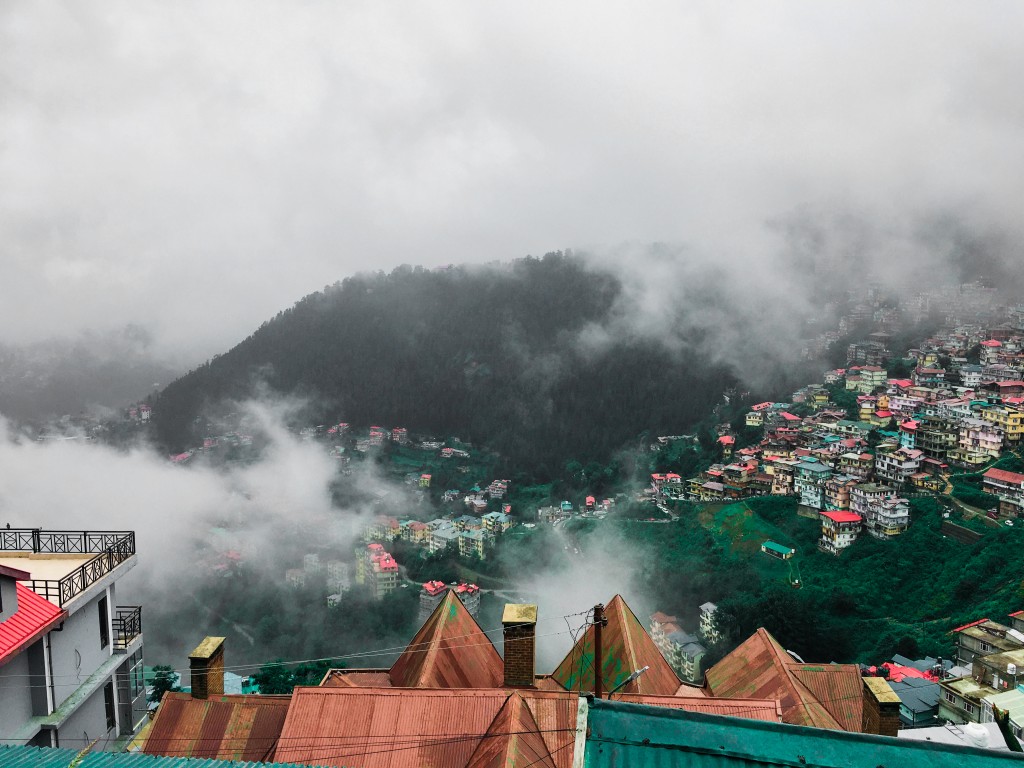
0;745;319;768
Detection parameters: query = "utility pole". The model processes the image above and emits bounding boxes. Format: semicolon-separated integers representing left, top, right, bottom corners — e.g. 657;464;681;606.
593;603;608;699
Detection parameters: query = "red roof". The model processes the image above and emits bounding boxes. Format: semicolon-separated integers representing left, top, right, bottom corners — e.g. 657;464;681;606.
984;468;1024;485
718;436;736;445
550;595;680;696
389;590;504;689
821;511;862;524
0;583;67;664
616;693;782;722
981;339;1002;347
780;412;801;422
274;687;578;768
144;691;292;760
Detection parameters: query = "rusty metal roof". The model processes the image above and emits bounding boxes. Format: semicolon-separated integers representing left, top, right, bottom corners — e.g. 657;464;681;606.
389;590;503;689
273;687;579;768
616;693;783;722
320;669;393;688
550;595;681;696
143;692;292;761
704;628;854;730
465;692;557;768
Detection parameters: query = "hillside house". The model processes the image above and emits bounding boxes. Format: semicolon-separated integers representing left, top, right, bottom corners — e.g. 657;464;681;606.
794;460;832;510
953;619;1024;670
649;613;708;684
980;405;1024;444
951;418;1004;466
819;510;862;554
823;475;858;511
837;452;874;481
458;529;489;559
915;415;959;460
874;447;924;487
913;366;946;387
850;483;909;539
481;511;513;534
982;468;1024;518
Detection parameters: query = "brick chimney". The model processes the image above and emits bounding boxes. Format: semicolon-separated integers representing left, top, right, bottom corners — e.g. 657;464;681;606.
189;636;226;700
861;676;901;737
502;604;538;687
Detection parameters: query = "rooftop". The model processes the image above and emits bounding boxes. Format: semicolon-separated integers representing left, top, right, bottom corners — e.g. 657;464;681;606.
0;583;67;665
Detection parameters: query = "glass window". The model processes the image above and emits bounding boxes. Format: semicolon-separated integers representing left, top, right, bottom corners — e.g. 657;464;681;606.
98;597;109;649
103;681;116;730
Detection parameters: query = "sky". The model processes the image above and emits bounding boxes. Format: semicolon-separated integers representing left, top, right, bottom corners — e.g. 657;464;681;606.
2;1;1023;362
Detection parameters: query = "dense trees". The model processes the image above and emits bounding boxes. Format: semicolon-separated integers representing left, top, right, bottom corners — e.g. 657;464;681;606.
152;254;742;475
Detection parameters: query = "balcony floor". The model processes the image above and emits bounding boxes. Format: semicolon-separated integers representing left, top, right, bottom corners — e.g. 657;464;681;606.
0;554;93;582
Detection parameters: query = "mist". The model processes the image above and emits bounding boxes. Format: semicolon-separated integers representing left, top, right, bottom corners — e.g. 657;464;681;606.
2;1;1022;363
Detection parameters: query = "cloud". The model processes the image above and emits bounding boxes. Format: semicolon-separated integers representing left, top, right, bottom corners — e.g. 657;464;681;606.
1;1;1022;360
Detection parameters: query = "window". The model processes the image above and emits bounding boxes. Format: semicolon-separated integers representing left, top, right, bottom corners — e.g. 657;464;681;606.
98;597;109;649
965;702;977;716
103;681;116;731
980;641;993;653
944;691;957;704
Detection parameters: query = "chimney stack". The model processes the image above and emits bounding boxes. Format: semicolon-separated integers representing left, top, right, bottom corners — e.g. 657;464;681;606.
502;604;538;688
861;676;901;737
189;636;226;700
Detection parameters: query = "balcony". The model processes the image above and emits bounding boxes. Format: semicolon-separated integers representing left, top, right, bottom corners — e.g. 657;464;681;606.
113;605;143;652
0;529;136;607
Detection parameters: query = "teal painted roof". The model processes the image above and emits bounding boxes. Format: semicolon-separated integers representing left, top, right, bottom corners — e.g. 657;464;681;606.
0;746;318;768
761;541;794;556
582;697;1024;768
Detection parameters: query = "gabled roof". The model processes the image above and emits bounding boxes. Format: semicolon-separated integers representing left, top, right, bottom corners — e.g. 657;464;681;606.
984;467;1024;485
550;595;681;696
704;628;861;730
389;589;503;688
273;687;578;768
0;583;67;665
465;692;557;768
143;691;292;760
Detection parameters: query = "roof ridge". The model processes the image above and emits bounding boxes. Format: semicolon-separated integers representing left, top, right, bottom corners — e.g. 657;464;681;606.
465;690;557;768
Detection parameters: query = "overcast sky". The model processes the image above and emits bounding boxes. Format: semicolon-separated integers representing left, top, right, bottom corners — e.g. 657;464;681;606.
2;1;1022;361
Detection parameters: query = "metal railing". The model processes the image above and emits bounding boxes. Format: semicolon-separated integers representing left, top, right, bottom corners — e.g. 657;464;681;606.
2;529;136;607
113;605;143;652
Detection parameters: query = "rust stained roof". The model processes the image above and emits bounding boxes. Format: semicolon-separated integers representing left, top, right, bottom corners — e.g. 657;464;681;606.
465;692;557;768
143;692;292;761
321;670;393;688
550;595;681;697
790;664;864;731
704;628;856;730
273;687;578;768
389;590;503;689
617;693;783;722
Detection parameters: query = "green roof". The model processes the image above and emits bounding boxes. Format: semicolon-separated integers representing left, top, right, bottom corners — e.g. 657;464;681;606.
582;697;1024;768
0;746;318;768
761;541;794;556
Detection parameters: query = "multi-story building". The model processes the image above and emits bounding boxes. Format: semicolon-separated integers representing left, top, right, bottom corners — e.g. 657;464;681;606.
850;483;910;539
823;475;858;511
794;460;832;510
418;581;481;623
950;418;1004;466
818;511;862;555
980;405;1024;444
480;511;513;535
952;619;1024;670
458;529;489;559
0;529;145;748
355;543;398;599
837;452;874;481
698;602;719;644
874;447;923;487
648;613;707;684
915;416;958;461
982;468;1024;518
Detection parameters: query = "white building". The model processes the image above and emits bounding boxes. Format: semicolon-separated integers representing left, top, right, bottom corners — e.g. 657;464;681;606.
0;529;145;748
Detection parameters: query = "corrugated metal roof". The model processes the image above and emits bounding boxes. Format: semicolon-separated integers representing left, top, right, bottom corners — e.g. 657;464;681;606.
0;745;317;768
388;590;503;689
143;692;292;761
0;583;67;664
320;670;393;688
550;595;681;697
582;697;1024;768
704;628;848;730
464;692;556;768
273;686;579;768
790;664;864;731
616;693;782;722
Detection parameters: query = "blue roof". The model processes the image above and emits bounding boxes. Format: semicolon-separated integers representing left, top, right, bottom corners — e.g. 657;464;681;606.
0;746;318;768
582;697;1024;768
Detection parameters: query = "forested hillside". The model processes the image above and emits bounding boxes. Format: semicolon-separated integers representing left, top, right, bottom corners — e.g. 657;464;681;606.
153;254;739;475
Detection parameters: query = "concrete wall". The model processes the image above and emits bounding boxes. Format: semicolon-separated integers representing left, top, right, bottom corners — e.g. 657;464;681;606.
58;680;114;750
49;589;113;709
0;652;35;743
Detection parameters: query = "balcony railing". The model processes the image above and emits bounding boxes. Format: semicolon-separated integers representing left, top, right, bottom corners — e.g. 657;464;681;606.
1;529;136;607
113;605;143;652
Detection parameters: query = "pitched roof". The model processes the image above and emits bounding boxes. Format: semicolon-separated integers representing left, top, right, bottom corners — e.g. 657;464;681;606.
143;691;292;761
984;467;1024;485
0;583;67;665
465;692;557;768
388;589;503;688
617;693;782;722
704;628;861;730
273;687;578;768
0;745;312;768
550;595;681;696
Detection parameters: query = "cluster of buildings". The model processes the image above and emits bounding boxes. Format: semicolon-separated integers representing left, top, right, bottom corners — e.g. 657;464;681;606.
284;554;351;605
364;504;515;562
660;318;1024;556
417;579;480;621
649;602;719;683
354;543;399;599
